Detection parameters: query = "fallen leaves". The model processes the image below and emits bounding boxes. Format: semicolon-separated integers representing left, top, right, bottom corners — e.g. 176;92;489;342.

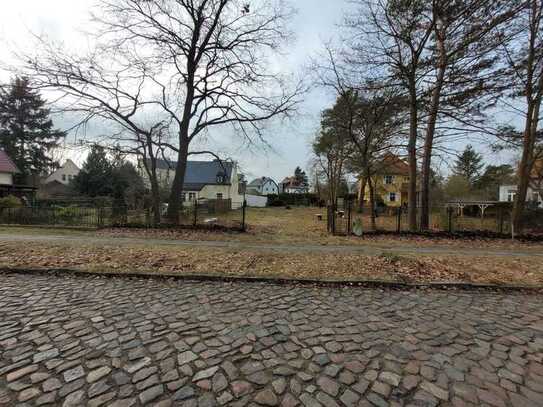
0;241;542;286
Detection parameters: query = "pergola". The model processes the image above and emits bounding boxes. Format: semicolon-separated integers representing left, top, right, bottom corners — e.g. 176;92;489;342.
445;200;506;218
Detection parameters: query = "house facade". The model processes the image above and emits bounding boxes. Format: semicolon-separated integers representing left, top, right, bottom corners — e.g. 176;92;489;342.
247;177;278;195
0;150;18;188
0;150;37;201
358;153;411;208
43;159;80;185
141;159;245;208
279;177;309;194
499;159;543;208
499;185;542;207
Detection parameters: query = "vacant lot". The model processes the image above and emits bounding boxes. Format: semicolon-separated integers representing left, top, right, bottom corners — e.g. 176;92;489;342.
1;207;542;286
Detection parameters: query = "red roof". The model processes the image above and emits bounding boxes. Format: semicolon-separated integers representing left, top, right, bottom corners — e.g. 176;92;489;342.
377;153;410;176
0;150;19;174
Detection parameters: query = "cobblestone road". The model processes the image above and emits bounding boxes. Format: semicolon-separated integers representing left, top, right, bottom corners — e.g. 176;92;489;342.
1;271;543;407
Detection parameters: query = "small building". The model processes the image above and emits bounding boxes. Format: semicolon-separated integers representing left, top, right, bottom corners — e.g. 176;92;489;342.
280;176;309;194
143;159;245;208
43;159;80;185
247;177;278;195
358;153;411;207
499;185;542;208
0;150;36;201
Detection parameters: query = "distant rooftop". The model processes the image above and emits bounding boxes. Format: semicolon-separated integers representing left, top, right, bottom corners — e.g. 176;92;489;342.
0;150;19;174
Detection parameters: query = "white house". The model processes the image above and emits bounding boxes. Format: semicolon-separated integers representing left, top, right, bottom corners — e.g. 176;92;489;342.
247;177;278;195
43;159;80;185
142;159;245;208
280;176;309;194
499;184;542;208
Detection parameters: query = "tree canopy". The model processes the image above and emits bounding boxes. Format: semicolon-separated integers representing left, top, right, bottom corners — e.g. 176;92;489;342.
0;77;65;181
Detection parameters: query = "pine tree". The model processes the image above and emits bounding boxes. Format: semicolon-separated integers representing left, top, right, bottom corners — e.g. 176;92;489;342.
0;77;65;181
294;167;308;187
453;145;484;186
73;145;114;197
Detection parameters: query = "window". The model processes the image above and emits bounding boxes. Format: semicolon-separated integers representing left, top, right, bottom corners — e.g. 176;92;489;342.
507;190;516;202
189;192;196;201
182;193;186;202
384;175;394;185
216;193;223;200
62;174;66;181
389;192;396;202
404;177;410;182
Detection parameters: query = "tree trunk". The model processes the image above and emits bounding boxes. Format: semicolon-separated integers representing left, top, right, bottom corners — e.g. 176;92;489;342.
420;31;446;231
407;77;419;231
513;0;543;233
149;177;161;226
368;176;376;231
166;138;189;224
358;177;367;212
513;99;540;232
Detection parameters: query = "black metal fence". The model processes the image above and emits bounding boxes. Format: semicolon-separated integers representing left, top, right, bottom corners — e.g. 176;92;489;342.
0;199;247;231
328;202;543;237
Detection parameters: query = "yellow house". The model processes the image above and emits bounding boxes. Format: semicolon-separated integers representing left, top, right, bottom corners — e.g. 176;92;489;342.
358;153;411;208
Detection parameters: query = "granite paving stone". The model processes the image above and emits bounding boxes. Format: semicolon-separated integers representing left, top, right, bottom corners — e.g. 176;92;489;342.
0;271;542;406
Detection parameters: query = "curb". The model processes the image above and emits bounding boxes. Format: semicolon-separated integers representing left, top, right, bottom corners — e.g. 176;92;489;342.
1;267;542;293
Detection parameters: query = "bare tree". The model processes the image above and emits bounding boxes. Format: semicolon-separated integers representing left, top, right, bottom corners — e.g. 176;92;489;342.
14;0;302;224
94;0;302;223
313;99;352;207
419;0;520;230
505;0;543;232
344;0;435;231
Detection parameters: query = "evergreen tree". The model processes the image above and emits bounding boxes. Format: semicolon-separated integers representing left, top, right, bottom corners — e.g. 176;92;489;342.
294;166;308;187
453;145;484;186
0;77;65;181
73;145;114;197
476;164;516;200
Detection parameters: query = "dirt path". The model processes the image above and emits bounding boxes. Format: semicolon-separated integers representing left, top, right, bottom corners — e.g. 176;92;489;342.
1;233;542;258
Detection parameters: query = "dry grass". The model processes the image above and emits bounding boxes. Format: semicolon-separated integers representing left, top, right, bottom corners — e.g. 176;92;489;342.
1;241;542;286
88;206;543;251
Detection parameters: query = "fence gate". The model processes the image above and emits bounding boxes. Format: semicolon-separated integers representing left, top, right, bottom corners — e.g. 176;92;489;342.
327;199;353;236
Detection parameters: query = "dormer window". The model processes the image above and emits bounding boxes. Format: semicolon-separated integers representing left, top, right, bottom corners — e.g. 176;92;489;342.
384;175;394;185
216;172;226;184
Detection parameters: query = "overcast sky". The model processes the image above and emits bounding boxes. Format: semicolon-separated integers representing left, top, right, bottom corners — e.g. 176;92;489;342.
0;1;517;182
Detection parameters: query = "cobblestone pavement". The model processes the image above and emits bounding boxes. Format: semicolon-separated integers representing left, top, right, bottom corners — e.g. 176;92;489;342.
1;272;543;407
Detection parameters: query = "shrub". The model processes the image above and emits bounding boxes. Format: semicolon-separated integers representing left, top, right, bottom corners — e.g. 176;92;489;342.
0;195;22;208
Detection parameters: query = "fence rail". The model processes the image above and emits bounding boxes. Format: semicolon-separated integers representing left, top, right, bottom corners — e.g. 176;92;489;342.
0;200;246;231
328;202;543;237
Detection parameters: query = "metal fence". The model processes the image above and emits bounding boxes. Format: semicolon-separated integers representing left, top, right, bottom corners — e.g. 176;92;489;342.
0;199;246;231
328;202;543;236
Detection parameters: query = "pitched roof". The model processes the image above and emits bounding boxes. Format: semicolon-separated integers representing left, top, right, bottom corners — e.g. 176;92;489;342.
153;159;234;191
248;177;274;187
0;150;19;174
375;153;410;176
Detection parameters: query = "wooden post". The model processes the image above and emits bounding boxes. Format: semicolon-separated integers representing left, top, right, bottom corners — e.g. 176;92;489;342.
193;200;198;226
396;207;401;233
242;200;247;231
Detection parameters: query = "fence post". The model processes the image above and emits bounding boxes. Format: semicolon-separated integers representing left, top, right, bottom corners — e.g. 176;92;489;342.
241;200;247;231
193;200;198;226
447;206;453;233
347;199;352;235
396;207;401;233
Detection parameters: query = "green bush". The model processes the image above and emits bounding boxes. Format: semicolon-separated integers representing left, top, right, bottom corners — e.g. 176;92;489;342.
0;195;22;208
